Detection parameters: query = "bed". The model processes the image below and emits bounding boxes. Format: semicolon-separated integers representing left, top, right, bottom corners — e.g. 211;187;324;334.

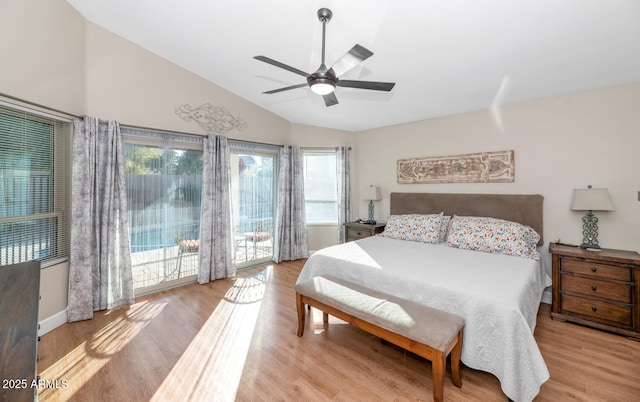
296;192;552;402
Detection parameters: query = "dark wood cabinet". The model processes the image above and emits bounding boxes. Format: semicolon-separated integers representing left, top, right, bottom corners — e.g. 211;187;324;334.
343;222;386;242
0;261;41;402
549;243;640;339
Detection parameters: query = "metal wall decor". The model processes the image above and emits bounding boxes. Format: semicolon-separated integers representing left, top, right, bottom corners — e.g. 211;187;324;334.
175;103;248;134
397;150;515;184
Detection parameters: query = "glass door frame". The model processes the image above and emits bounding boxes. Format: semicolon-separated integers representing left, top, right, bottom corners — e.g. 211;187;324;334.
123;133;204;295
229;142;278;270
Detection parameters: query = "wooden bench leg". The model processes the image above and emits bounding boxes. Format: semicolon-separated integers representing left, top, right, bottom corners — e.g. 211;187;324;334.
450;330;463;388
432;351;446;402
323;312;329;323
296;293;305;337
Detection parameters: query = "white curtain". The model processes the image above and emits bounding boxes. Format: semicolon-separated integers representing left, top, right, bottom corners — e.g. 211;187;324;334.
337;146;351;243
198;134;234;283
273;146;309;262
68;117;133;322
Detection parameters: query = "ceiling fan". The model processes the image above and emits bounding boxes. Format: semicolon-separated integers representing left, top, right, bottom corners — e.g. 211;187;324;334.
254;8;396;107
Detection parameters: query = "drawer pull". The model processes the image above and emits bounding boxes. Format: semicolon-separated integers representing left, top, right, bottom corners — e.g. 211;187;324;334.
591;285;597;291
590;266;597;272
591;306;597;312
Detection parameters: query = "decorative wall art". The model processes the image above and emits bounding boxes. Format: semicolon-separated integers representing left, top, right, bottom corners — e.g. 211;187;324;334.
175;103;248;134
397;150;515;184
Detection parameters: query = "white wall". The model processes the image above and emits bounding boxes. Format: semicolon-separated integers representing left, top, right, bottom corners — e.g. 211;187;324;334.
354;83;640;271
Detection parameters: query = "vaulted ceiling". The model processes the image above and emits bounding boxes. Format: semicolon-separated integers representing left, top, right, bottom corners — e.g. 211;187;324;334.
66;0;640;132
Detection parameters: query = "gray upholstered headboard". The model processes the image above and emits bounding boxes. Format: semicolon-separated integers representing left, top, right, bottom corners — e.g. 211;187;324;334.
389;192;544;245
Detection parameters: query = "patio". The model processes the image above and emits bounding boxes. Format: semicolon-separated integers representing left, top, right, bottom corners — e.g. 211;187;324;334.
131;235;273;289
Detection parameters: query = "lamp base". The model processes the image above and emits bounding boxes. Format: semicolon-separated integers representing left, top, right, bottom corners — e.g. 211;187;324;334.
580;211;601;250
368;200;375;221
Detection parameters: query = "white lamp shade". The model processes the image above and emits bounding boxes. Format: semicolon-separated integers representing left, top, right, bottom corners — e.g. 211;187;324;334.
362;185;381;201
570;188;615;211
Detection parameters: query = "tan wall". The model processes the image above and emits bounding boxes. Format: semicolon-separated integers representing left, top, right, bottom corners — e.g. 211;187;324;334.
4;0;638;325
1;0;348;322
83;23;291;145
0;0;85;323
354;83;640;268
0;0;85;114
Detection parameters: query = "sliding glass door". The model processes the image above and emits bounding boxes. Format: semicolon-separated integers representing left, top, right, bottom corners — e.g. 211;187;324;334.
124;140;202;291
123;135;277;292
230;143;277;268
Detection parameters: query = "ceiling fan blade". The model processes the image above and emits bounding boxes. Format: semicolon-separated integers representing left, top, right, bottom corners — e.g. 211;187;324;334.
254;56;310;78
323;92;339;107
263;83;308;94
330;44;374;77
337;80;396;91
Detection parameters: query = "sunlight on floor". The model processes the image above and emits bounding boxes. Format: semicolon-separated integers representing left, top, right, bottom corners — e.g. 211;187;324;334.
38;301;166;401
151;266;271;401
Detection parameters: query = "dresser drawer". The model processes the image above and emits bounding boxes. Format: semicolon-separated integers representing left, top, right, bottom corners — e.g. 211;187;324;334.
347;227;372;240
561;274;631;303
561;294;632;327
561;258;631;281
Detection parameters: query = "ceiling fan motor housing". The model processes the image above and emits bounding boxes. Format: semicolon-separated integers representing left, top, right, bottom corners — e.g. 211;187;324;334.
307;67;337;87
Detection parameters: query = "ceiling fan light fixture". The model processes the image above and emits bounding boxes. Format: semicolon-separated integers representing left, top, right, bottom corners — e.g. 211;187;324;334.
310;79;335;95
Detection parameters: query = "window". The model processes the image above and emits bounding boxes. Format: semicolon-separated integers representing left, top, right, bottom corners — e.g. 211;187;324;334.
0;104;71;267
302;150;338;224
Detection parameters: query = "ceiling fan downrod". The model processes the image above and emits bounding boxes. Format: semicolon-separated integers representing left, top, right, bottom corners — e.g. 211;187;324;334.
317;8;332;67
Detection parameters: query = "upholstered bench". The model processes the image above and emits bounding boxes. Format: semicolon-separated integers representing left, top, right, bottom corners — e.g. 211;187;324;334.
295;275;464;402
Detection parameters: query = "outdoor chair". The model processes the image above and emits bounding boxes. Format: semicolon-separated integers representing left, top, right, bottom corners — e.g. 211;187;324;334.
173;224;199;278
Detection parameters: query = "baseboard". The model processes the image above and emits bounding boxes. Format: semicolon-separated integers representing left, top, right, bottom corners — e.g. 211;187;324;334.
541;288;552;305
39;309;67;336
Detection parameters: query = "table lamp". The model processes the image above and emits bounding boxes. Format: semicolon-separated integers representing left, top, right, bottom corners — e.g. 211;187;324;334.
570;185;615;249
362;185;381;222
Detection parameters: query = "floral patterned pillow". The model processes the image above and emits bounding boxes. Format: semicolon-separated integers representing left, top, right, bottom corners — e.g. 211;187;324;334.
378;214;408;240
379;213;443;244
446;215;541;260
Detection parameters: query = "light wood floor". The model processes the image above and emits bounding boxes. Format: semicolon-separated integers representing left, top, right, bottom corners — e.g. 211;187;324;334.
38;260;640;401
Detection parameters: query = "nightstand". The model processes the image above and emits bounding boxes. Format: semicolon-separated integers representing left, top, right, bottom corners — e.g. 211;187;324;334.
343;222;386;242
549;242;640;340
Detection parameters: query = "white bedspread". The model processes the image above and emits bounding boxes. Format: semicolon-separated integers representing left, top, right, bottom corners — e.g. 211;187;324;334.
296;236;552;402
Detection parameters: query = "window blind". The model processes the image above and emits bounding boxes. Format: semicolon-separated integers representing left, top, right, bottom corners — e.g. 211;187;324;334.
0;105;71;267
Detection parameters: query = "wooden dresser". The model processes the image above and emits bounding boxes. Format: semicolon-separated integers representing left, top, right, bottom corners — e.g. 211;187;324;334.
0;261;41;402
343;222;386;242
549;243;640;339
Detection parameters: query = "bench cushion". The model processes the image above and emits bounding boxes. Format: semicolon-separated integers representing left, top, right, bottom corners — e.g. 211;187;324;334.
295;275;464;352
